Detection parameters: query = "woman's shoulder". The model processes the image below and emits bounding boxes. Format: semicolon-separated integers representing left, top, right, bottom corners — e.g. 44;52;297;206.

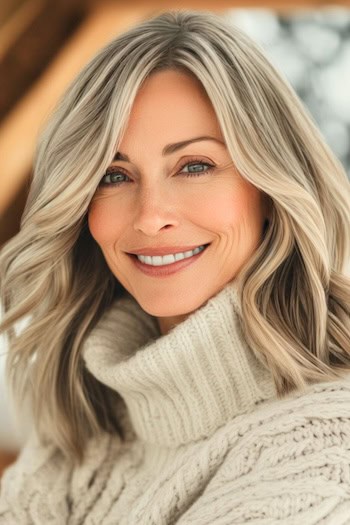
0;428;116;523
179;378;350;524
265;375;350;429
271;374;350;412
222;375;350;442
0;429;70;522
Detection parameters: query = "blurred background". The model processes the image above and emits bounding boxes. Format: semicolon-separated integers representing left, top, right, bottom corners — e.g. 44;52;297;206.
0;0;350;475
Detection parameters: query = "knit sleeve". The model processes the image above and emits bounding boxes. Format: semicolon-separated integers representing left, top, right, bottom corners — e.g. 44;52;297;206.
0;429;72;524
177;382;350;525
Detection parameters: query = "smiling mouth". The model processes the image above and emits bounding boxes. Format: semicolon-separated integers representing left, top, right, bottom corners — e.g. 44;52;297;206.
129;243;210;263
127;242;210;276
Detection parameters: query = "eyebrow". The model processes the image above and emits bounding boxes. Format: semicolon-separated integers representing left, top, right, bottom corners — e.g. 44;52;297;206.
113;136;226;162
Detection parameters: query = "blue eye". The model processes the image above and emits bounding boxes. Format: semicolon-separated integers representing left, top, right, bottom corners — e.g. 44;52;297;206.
99;159;215;188
181;161;215;176
101;170;130;186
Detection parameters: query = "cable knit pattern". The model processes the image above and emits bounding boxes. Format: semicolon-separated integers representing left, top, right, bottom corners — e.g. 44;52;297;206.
1;280;350;524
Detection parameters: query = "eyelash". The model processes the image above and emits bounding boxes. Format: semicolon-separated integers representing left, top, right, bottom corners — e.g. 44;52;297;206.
99;158;216;188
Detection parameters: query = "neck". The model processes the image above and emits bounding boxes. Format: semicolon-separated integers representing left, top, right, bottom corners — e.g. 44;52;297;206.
157;314;186;335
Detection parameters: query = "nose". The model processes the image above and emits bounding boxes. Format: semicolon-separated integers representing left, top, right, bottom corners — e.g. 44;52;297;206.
132;184;179;236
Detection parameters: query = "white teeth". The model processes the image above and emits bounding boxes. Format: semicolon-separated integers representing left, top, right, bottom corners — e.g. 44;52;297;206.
137;245;206;266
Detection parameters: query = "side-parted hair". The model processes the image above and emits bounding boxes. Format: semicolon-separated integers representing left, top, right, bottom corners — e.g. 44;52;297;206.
1;9;349;465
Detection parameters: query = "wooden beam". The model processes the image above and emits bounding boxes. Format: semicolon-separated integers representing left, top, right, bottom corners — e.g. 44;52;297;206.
0;1;85;120
0;4;148;217
0;0;45;60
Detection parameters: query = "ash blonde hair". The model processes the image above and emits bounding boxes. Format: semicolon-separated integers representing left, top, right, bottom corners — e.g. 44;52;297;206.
1;9;350;465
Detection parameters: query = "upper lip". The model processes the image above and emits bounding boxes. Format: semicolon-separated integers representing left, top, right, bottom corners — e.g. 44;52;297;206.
127;244;209;256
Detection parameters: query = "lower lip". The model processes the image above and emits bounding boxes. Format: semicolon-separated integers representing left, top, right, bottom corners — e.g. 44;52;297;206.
127;244;210;278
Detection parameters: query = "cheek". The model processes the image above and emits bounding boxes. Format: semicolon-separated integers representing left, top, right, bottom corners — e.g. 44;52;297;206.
201;181;264;240
197;184;249;231
88;200;121;245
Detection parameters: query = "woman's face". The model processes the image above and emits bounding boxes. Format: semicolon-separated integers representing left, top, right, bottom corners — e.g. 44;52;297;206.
88;69;269;334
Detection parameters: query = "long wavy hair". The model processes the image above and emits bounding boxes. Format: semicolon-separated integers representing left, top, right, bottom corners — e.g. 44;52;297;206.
1;8;350;466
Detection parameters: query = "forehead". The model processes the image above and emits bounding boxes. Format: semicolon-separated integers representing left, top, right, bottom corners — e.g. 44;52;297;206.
118;70;224;154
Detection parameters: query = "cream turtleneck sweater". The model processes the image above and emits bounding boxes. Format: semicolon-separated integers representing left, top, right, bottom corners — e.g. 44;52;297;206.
1;280;350;524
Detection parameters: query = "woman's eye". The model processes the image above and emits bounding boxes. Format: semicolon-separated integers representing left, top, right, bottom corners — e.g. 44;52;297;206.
180;161;215;176
99;169;130;187
99;160;215;188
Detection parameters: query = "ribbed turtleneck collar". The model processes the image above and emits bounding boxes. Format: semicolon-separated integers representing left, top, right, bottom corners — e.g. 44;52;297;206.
82;280;277;448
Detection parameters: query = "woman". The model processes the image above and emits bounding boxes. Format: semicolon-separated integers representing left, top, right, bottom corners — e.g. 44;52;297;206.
1;8;350;524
